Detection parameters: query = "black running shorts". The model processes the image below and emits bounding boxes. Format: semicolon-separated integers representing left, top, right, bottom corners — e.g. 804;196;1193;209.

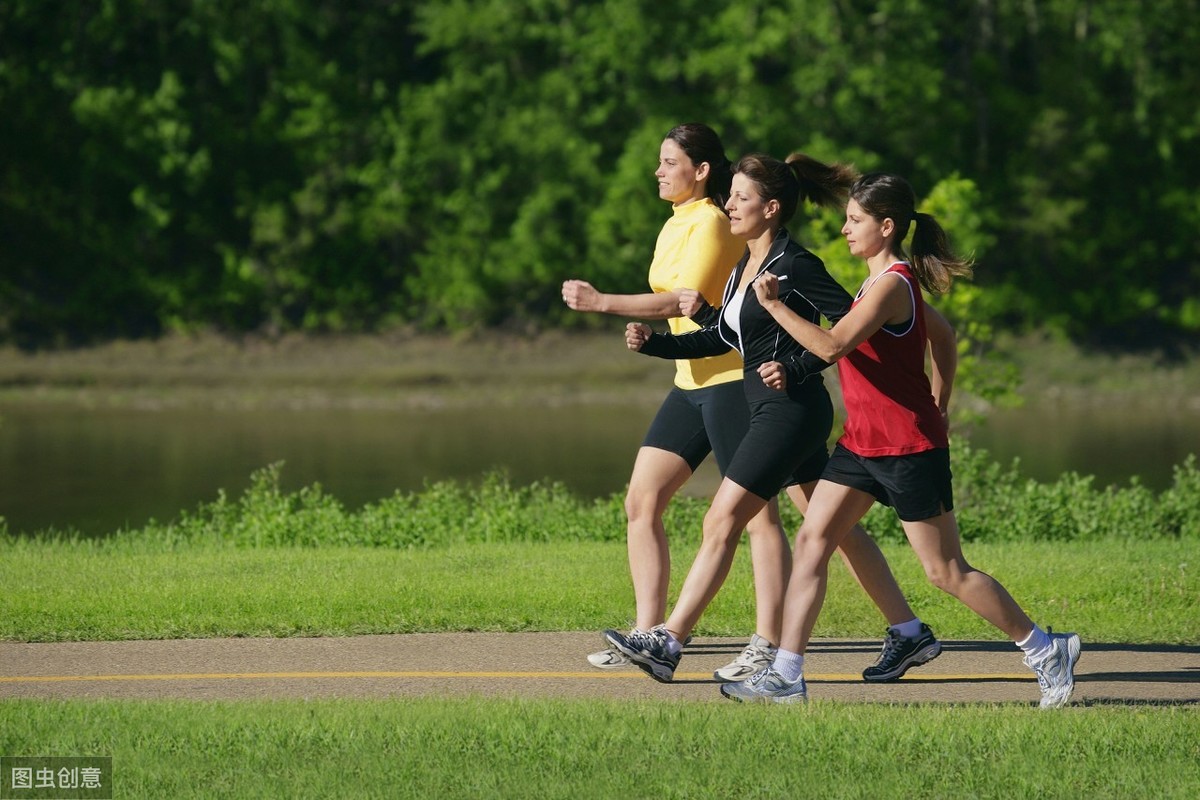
821;443;955;522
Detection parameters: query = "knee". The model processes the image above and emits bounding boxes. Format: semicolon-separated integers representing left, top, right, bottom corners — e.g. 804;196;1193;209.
922;560;964;595
699;508;742;549
624;485;669;524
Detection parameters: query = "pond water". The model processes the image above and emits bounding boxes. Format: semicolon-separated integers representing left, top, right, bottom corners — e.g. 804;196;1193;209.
2;400;1197;537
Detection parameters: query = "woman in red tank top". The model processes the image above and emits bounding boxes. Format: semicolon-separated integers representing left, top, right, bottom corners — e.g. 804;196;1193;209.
720;173;1082;709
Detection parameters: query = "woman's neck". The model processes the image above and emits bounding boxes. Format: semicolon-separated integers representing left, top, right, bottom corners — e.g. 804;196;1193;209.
866;247;903;278
745;226;778;264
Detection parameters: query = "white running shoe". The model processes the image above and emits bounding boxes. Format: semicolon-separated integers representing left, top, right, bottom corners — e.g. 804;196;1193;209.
586;647;632;669
713;633;776;683
720;667;808;704
1025;631;1082;709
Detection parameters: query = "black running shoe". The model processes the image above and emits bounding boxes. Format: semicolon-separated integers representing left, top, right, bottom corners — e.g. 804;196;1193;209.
861;624;943;682
605;625;681;682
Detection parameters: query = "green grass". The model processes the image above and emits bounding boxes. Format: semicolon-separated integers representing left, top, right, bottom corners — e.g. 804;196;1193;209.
0;699;1196;799
1;538;1195;644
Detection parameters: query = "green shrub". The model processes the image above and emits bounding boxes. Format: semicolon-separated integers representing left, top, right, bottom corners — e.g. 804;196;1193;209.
13;446;1199;551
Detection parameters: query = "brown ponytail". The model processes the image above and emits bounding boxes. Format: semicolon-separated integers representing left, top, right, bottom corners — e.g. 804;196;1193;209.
734;152;857;225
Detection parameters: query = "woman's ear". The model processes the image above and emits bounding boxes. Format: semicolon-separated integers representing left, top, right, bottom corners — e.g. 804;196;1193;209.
694;161;711;182
881;217;896;238
765;198;780;219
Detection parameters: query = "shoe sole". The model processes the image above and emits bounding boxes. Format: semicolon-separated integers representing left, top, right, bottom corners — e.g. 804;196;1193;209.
1039;634;1082;709
861;640;944;683
720;684;807;704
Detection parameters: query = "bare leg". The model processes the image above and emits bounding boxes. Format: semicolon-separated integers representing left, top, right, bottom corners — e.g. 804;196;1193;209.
784;482;916;626
779;481;878;654
624;447;692;631
743;496;791;644
902;512;1034;641
664;478;767;642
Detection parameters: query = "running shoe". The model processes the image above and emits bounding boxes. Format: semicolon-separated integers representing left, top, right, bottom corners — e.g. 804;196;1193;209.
1025;631;1082;709
586;646;632;669
720;667;808;704
605;625;680;682
713;633;776;682
861;624;943;682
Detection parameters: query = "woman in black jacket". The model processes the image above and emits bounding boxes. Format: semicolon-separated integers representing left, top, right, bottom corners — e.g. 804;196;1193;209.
607;153;952;683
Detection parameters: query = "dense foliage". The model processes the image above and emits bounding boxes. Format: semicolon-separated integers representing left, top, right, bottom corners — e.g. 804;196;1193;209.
2;1;1198;346
9;444;1193;547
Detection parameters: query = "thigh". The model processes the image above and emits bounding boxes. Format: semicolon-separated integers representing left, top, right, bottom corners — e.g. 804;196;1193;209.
627;446;693;502
796;479;878;546
900;511;966;570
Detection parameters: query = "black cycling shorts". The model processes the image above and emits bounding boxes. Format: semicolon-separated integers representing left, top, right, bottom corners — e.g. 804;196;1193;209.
642;382;750;475
723;389;834;501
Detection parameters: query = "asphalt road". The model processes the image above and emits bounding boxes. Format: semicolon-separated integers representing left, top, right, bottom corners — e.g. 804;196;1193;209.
2;633;1198;706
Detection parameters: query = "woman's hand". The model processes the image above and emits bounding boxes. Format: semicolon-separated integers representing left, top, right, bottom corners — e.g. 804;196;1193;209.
758;360;787;391
677;288;705;318
752;273;780;306
625;322;652;352
562;280;602;312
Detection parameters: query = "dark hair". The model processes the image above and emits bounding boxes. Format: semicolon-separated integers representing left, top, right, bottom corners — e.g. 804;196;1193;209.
732;152;856;225
665;123;733;210
849;173;974;294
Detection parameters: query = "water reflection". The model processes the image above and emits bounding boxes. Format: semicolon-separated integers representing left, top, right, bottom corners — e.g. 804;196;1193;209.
1;400;1195;537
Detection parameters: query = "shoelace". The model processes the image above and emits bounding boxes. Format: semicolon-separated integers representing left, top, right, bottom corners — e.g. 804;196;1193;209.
738;644;774;665
873;630;904;666
625;629;665;652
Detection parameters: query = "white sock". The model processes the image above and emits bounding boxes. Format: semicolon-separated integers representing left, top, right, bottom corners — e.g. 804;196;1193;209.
891;618;925;639
773;648;805;681
1016;625;1053;660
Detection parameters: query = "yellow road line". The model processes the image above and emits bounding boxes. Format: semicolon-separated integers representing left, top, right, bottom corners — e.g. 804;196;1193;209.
0;671;1034;684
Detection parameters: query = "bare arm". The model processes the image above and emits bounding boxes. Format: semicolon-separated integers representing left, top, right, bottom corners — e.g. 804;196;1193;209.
924;305;957;419
561;280;684;319
753;272;913;362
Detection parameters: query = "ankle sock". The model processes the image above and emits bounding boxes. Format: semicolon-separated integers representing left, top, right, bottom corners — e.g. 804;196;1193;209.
891;618;925;639
773;648;805;681
1016;625;1052;660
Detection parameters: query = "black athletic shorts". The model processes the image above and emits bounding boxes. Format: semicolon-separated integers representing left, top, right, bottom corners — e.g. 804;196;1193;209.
821;443;955;522
642;382;752;476
723;388;834;501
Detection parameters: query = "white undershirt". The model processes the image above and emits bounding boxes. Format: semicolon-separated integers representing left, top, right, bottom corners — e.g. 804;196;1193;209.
723;288;746;343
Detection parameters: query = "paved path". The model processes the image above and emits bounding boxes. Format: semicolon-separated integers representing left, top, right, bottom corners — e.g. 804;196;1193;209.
2;634;1197;705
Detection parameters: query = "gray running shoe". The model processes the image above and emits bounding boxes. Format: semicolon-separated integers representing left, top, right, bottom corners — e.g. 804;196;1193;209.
713;633;776;683
862;624;943;682
605;624;680;682
720;667;808;704
1025;631;1082;709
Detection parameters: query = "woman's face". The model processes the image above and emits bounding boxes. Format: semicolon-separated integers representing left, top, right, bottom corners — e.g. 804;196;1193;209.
655;138;706;205
841;198;889;259
725;172;773;239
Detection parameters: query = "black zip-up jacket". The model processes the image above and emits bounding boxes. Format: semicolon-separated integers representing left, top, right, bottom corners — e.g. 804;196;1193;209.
640;228;847;402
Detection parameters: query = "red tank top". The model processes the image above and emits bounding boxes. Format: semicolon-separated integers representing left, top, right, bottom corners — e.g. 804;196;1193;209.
837;263;948;456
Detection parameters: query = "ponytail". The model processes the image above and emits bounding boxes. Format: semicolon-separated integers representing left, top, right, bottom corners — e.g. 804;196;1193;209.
910;212;974;294
784;153;857;211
